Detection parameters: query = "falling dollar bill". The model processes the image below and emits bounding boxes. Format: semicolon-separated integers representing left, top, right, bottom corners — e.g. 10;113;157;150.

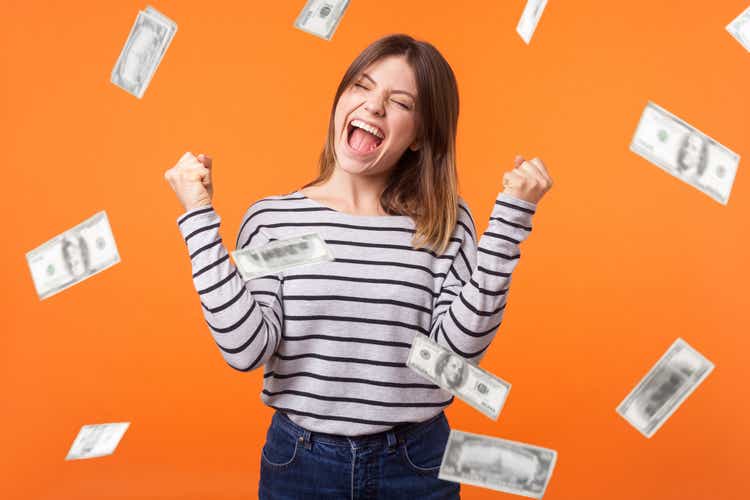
516;0;549;44
617;338;714;438
439;430;557;499
66;422;130;460
111;6;177;98
294;0;350;40
630;101;740;205
727;5;750;51
407;334;510;420
26;211;120;300
231;232;334;280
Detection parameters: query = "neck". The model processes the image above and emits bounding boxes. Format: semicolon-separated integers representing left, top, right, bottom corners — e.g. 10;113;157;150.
318;167;390;215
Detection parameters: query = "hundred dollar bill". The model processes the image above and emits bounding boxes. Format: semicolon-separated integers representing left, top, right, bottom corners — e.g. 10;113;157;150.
630;101;740;205
439;430;557;499
294;0;350;40
26;211;120;300
231;232;334;280
66;422;130;460
111;6;177;98
407;334;510;420
727;5;750;51
617;338;714;438
516;0;549;44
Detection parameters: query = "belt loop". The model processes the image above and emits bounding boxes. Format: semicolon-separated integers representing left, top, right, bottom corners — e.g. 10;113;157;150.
302;430;312;450
386;430;397;450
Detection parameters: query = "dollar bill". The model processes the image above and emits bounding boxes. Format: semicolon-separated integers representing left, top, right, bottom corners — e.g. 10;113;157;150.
111;6;177;98
407;334;510;420
231;232;334;280
439;430;557;499
630;101;740;205
516;0;549;44
294;0;350;40
617;338;714;438
727;5;750;51
26;211;120;300
66;422;130;460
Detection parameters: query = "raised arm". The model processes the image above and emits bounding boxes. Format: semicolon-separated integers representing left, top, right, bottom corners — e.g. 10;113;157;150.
429;156;552;362
166;152;282;372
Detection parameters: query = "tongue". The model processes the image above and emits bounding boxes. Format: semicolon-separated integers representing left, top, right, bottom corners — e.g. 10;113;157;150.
349;128;380;153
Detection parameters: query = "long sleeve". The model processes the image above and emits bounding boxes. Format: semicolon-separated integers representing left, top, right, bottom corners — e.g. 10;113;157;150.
429;192;537;362
176;205;283;372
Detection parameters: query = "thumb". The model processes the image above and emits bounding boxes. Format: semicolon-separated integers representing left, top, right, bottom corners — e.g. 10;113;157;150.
513;155;525;169
197;154;212;169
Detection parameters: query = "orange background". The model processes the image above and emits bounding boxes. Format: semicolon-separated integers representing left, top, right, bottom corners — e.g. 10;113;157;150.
2;0;749;499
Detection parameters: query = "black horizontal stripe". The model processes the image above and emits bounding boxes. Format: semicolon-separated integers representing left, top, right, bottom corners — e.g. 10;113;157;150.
274;352;406;368
495;199;535;215
284;314;429;335
201;286;244;313
243;220;420;245
282;334;411;349
448;308;499;338
189;238;223;260
324;239;452;259
469;278;509;296
267;405;418;427
237;205;334;245
263;389;453;408
459;291;506;317
282;274;437;297
178;206;214;225
332;257;448;280
263;370;439;389
215;313;263;353
483;231;521;245
490;216;532;232
439;324;489;359
284;294;431;314
197;270;238;295
477;265;511;278
478;247;520;260
230;329;271;372
184;222;220;243
192;254;229;278
206;300;256;334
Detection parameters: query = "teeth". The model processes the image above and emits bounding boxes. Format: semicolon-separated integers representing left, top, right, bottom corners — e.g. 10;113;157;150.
350;119;384;139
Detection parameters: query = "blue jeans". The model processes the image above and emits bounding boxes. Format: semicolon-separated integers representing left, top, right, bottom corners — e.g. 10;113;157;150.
258;411;461;499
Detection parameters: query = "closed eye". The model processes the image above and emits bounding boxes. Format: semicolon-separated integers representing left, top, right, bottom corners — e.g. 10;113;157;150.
393;100;410;109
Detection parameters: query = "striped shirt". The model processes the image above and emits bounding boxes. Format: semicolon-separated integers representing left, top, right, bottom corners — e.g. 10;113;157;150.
176;189;537;436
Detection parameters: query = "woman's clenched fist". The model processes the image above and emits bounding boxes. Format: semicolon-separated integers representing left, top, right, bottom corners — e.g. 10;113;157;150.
164;152;213;212
502;155;553;204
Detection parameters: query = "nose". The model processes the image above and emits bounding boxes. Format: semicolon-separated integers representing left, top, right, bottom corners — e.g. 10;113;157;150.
364;94;385;117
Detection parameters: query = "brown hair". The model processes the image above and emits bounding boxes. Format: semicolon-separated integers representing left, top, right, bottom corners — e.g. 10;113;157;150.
301;33;461;255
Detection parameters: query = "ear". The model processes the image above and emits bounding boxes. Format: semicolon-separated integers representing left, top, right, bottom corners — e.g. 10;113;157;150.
409;139;421;152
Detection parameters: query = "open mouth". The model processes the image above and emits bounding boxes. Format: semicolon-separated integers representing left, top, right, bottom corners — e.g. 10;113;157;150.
347;119;384;154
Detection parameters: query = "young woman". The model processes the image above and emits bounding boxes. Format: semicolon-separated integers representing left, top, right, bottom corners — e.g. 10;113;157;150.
165;33;552;499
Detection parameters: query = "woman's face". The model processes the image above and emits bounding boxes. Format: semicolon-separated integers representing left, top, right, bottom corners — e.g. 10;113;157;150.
333;55;419;178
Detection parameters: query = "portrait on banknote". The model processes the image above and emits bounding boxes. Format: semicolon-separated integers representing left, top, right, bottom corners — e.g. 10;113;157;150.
630;357;696;421
61;235;91;279
435;352;469;390
676;131;709;177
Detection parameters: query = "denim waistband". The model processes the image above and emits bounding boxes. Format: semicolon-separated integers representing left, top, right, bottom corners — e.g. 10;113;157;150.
271;410;446;449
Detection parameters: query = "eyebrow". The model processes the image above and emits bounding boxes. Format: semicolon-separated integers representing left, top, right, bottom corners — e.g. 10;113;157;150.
360;73;416;100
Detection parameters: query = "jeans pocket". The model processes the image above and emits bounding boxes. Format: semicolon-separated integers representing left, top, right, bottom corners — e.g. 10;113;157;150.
398;414;451;477
261;426;300;470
